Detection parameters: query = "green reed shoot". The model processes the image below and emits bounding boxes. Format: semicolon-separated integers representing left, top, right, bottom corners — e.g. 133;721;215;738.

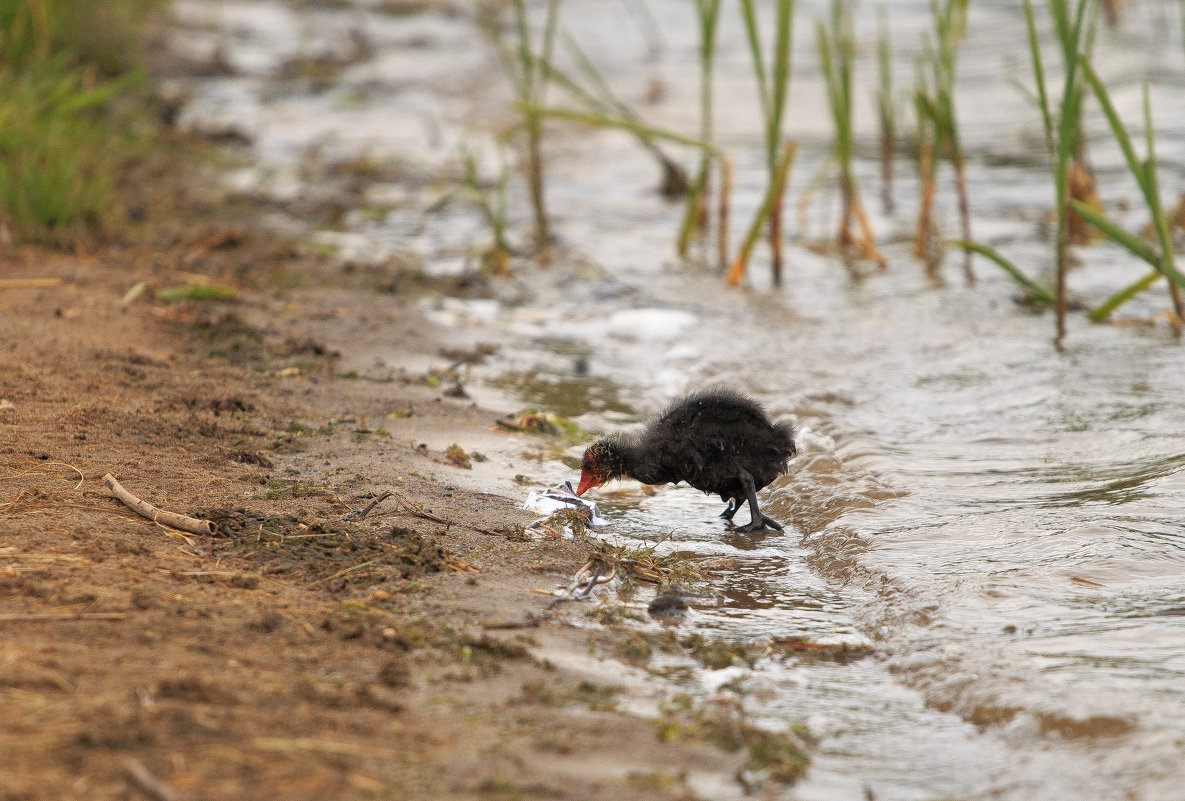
1074;70;1185;324
912;55;940;274
875;9;896;216
728;142;796;286
479;0;561;252
505;29;717;224
677;0;723;263
460;146;512;276
729;0;795;287
817;0;884;268
915;0;972;283
551;33;688;197
1024;0;1093;345
949;240;1054;304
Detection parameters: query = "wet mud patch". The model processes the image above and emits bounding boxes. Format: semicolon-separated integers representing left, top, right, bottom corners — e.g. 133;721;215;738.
199;509;448;590
657;694;814;787
771;636;876;664
187;312;340;369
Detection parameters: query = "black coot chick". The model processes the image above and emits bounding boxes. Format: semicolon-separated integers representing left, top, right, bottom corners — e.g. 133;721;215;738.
576;387;796;532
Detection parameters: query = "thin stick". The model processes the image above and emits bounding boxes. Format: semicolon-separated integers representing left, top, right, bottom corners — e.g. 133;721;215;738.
0;278;63;288
308;559;380;587
123;757;180;801
102;473;217;536
717;156;732;273
0;612;126;621
1;461;85;490
389;491;450;525
338;490;393;522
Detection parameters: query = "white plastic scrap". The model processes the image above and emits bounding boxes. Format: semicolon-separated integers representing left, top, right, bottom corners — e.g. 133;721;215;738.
523;480;611;537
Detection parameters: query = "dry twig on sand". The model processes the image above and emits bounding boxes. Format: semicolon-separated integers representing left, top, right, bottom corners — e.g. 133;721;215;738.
0;278;64;289
547;558;618;608
122;757;179;801
337;490;392;522
0;612;125;622
102;473;217;536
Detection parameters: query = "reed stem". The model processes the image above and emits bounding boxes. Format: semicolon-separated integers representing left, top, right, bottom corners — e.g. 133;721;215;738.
1024;0;1092;346
819;0;884;268
875;9;896;216
734;0;795;287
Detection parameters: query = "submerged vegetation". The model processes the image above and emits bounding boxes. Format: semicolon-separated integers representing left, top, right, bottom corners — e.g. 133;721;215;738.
0;0;161;244
473;0;1185;345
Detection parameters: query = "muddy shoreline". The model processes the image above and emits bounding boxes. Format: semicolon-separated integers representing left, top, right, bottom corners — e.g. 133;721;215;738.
0;153;816;798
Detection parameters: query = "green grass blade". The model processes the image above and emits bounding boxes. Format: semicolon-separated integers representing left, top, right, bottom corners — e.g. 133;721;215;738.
1023;1;1054;154
1080;60;1144;193
527;104;717;152
770;0;795;146
1088;270;1161;322
1139;85;1172;257
676;169;709;257
948;240;1054;303
1069;200;1162;264
876;9;894;134
537;0;562;102
1069;201;1185;290
727;142;797;283
737;0;770;124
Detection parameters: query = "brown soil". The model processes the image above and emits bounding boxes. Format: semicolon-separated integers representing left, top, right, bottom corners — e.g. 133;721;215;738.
0;155;751;800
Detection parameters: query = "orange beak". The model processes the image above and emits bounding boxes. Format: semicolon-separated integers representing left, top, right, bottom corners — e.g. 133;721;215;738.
576;468;601;496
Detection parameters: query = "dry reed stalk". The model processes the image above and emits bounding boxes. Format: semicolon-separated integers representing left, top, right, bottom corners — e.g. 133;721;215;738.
0;278;63;288
851;199;887;268
952;159;974;283
913;143;937;269
1066;159;1103;244
122;758;179;801
770;188;785;284
876;10;896;215
102;473;217;536
0;612;125;621
879;129;895;216
1;460;85;490
717;156;732;273
308;559;380;587
252;737;401;759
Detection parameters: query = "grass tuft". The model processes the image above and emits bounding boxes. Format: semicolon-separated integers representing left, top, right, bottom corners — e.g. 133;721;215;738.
1074;69;1185;326
0;0;159;244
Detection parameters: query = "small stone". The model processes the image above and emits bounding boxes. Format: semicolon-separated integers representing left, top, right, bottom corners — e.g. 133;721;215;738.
648;589;689;618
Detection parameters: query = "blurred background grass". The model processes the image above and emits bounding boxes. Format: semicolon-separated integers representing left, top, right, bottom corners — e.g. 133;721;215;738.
0;0;162;245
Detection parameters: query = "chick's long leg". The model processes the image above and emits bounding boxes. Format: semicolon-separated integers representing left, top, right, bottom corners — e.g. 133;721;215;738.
719;497;740;521
736;468;784;534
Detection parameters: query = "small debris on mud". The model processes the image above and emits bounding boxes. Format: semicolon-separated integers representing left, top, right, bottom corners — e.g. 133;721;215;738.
772;636;875;663
647;588;690;618
445;443;472;469
523;481;609;536
496;409;588;441
657;695;813;786
224;448;275;467
199;510;449;589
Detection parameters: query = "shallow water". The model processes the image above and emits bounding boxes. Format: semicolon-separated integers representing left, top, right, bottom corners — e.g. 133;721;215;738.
170;0;1185;797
